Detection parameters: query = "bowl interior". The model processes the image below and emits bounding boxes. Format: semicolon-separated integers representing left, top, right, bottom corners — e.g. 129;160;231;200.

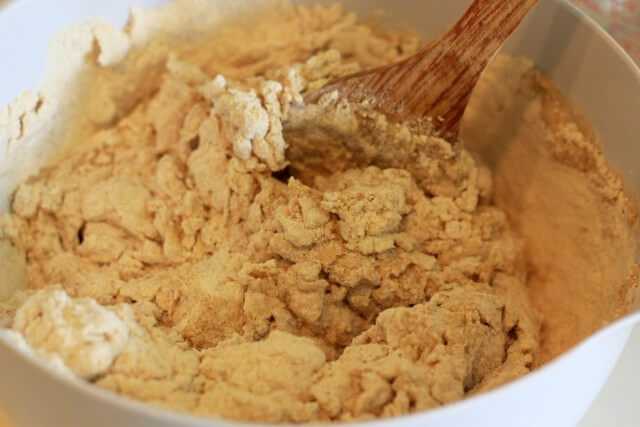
0;0;639;426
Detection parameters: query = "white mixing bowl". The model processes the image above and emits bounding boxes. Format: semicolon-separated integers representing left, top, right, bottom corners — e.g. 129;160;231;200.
0;1;639;426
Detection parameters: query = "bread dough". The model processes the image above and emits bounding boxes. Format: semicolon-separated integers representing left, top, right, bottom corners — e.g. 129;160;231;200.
0;1;636;423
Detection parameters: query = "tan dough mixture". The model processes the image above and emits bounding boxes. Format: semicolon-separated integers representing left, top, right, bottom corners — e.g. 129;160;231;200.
0;2;637;424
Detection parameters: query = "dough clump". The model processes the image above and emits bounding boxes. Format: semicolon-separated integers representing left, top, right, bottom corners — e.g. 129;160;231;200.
0;3;540;422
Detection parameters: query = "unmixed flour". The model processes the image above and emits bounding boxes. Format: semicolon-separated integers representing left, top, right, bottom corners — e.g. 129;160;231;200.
0;1;636;423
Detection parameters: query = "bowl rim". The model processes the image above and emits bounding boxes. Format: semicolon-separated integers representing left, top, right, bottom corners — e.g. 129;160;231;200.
0;0;639;425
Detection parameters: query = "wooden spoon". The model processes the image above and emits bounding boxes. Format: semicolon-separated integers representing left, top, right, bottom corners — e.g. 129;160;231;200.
306;0;538;141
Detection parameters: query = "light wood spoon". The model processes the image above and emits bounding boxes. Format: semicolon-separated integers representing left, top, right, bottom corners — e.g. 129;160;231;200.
306;0;539;141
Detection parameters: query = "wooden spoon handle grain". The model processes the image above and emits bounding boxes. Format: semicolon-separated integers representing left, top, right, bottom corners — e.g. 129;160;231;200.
310;0;538;139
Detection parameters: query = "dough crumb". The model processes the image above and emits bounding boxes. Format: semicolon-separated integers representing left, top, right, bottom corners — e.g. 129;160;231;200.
10;289;128;379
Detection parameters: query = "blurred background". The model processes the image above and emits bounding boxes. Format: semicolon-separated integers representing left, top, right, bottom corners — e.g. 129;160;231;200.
572;0;640;63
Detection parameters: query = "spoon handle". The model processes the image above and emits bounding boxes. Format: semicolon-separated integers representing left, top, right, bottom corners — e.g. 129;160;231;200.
404;0;540;135
317;0;538;139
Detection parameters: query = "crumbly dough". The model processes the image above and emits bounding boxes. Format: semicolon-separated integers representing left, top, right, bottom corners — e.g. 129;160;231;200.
12;289;129;379
460;55;640;363
0;1;635;423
